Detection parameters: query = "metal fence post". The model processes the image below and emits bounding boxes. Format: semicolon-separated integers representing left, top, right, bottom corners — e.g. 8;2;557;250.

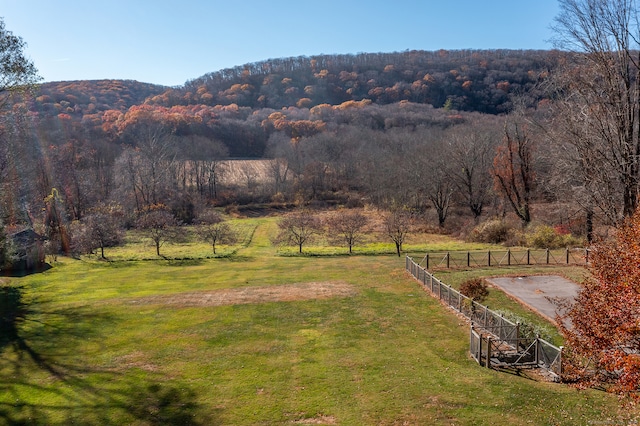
546;248;550;264
507;249;511;266
527;249;530;265
467;251;470;267
487;250;491;267
426;253;429;270
566;247;570;264
446;252;450;269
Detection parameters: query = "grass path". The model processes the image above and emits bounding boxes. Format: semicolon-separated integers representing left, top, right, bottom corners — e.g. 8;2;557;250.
236;216;276;257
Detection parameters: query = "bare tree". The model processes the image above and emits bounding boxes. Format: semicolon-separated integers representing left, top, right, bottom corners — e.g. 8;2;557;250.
446;124;498;221
135;207;179;257
384;209;413;257
359;128;423;209
83;204;125;259
550;0;640;222
303;130;361;192
357;130;398;207
276;211;321;253
422;139;455;227
116;123;177;212
492;120;536;225
196;210;237;255
265;133;293;197
181;136;229;200
266;157;290;197
239;162;259;192
325;210;369;254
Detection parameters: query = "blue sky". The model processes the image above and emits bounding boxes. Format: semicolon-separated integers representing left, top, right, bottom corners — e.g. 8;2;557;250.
0;0;560;87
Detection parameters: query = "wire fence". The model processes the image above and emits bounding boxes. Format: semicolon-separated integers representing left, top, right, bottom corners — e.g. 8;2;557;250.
406;256;563;376
416;248;589;270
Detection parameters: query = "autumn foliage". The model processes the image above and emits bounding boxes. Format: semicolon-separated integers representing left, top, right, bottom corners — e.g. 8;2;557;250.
459;278;489;303
560;208;640;396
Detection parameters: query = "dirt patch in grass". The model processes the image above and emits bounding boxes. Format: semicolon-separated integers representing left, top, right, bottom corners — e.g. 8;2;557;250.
126;281;357;308
292;415;337;425
111;350;160;372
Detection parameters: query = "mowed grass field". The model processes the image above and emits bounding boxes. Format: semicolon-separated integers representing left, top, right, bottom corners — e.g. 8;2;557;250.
0;216;626;425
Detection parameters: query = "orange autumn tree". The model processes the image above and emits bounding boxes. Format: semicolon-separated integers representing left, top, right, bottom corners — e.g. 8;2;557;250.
560;208;640;396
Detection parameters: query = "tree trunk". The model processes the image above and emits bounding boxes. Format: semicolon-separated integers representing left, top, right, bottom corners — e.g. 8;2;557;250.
586;207;593;244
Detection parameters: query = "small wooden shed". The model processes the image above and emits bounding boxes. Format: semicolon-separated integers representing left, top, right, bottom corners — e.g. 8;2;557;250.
9;229;45;271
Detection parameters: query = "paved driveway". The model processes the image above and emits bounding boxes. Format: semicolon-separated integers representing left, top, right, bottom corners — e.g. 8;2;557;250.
486;275;580;327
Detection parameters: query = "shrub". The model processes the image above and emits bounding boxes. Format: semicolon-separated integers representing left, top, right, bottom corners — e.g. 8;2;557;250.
525;224;583;249
468;219;513;244
459;278;489;303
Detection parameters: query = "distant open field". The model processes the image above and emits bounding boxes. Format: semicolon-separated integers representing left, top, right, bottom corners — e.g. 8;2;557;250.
220;159;273;186
0;216;627;425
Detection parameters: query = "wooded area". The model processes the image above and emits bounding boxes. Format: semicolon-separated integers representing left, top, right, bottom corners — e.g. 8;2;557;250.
0;48;599;262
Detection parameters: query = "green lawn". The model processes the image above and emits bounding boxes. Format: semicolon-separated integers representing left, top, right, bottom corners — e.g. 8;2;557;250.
0;217;627;425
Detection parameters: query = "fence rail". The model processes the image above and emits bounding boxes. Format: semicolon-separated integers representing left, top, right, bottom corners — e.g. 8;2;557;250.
417;248;589;270
406;256;563;376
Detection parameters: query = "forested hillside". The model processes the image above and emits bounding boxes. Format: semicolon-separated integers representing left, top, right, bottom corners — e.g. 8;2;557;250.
179;49;556;113
34;80;168;116
10;49;560;159
27;49;558;120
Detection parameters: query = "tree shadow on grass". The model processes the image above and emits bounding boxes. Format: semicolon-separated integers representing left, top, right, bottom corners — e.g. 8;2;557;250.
124;383;222;426
0;284;221;425
224;254;255;262
161;258;206;267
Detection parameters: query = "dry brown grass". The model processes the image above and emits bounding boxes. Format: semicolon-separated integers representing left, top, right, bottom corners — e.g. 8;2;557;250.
123;281;357;308
220;159;273;186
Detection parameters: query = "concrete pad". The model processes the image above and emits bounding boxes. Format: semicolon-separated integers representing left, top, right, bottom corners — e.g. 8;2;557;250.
486;275;580;327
